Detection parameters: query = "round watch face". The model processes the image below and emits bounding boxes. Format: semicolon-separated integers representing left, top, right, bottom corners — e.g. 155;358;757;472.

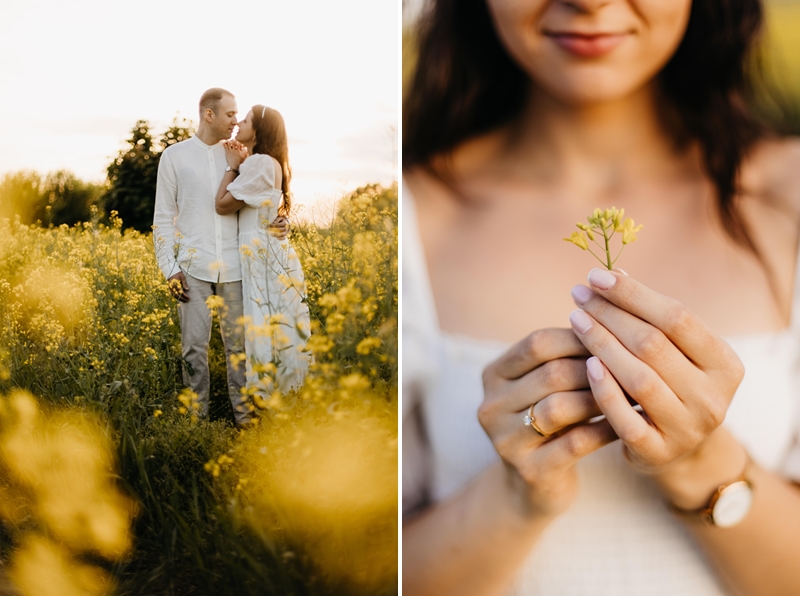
711;481;753;528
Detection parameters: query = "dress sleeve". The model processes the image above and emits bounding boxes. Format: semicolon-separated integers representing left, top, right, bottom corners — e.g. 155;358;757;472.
226;154;276;208
402;185;439;518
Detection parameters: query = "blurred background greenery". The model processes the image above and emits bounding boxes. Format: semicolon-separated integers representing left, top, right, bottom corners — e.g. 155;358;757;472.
755;0;800;132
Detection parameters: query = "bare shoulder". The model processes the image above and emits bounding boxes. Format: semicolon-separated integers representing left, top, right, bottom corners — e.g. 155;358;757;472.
739;136;800;316
404;127;510;210
740;136;800;217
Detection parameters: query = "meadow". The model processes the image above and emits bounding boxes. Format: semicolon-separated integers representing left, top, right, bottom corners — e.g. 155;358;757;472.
0;183;398;596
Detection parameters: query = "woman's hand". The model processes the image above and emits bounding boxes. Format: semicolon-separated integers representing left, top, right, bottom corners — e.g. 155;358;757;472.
223;140;248;169
268;216;290;240
568;269;745;490
480;329;618;518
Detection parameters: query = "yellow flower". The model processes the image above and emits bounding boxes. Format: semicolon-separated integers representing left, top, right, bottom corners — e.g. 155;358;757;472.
356;337;382;355
575;223;595;240
613;208;625;230
621;218;643;245
566;207;642;269
205;295;226;310
563;231;589;251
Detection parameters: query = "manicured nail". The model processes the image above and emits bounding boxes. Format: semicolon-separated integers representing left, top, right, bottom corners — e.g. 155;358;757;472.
570;285;594;306
569;309;593;334
586;356;604;381
588;268;617;290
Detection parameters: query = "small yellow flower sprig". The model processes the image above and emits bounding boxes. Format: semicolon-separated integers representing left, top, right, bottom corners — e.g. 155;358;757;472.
564;207;643;270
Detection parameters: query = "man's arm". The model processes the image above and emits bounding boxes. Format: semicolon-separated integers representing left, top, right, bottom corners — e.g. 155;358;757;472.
153;151;179;277
153;151;189;301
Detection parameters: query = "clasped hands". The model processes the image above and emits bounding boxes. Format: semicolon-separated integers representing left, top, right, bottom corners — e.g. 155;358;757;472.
223;139;248;168
480;268;744;515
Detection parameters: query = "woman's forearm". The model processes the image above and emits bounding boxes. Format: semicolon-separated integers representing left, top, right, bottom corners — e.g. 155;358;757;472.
656;427;800;596
403;461;556;596
215;171;244;215
695;465;800;596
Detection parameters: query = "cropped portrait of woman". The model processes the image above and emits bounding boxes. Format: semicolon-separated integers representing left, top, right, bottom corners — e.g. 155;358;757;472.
402;0;800;594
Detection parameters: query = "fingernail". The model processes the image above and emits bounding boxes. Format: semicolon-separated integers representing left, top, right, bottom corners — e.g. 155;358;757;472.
570;285;594;306
586;356;604;381
569;309;593;334
588;268;617;290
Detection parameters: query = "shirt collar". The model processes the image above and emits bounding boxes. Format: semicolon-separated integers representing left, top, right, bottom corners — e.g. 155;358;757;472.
191;135;222;150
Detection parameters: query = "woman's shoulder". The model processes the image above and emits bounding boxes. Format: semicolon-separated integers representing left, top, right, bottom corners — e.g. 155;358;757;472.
741;136;800;217
247;153;281;176
243;153;271;169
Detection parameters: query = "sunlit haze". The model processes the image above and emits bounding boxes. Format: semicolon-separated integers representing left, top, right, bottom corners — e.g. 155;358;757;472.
0;0;398;213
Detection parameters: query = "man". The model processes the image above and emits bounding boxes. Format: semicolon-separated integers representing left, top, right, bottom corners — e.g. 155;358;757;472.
153;88;251;426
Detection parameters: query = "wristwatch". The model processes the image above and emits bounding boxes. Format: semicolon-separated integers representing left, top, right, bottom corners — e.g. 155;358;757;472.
670;455;754;528
225;165;239;174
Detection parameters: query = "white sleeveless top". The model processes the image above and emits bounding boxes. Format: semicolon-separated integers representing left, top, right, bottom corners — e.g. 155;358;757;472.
402;185;800;596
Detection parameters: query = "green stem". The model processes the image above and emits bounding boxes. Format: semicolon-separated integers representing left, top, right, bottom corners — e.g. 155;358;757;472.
603;224;612;270
611;245;625;266
586;247;607;266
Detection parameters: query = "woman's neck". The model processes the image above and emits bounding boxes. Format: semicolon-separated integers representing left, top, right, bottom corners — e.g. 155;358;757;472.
463;83;698;199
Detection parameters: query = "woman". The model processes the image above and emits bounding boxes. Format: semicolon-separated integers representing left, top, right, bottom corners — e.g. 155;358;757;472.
403;1;800;595
216;105;311;404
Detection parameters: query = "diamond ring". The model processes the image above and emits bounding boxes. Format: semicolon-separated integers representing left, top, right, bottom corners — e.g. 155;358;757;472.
523;404;549;437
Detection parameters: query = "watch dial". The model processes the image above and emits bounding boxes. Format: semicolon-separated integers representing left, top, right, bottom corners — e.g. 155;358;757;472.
712;482;753;528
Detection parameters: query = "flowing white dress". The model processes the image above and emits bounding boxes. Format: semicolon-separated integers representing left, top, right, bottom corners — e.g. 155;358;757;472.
227;154;311;394
402;185;800;595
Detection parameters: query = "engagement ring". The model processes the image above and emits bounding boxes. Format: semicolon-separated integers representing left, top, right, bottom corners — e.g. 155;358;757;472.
523;404;549;437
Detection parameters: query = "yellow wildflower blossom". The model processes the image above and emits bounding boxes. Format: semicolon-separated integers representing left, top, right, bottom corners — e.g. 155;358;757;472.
565;206;643;269
563;231;589;251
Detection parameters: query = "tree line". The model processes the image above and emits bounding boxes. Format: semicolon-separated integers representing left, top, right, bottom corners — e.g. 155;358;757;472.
0;118;194;232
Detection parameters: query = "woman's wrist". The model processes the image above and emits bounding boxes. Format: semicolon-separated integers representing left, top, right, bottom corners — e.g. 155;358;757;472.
500;462;574;523
648;426;748;510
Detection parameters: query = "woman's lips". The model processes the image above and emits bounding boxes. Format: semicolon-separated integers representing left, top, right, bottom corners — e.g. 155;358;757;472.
547;32;628;58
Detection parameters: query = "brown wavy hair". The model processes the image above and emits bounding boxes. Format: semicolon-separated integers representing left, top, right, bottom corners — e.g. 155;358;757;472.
404;0;768;258
251;105;292;217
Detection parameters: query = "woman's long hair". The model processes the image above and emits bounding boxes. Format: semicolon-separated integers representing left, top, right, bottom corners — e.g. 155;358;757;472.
251;105;292;217
403;0;767;256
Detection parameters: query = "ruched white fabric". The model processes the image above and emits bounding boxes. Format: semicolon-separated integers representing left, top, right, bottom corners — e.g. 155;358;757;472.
227;154;311;393
402;184;800;596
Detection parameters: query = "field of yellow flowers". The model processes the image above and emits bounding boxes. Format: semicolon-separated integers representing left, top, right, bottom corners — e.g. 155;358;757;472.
0;184;398;595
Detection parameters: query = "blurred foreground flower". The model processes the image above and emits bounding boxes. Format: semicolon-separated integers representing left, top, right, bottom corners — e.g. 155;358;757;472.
0;390;136;596
233;401;397;595
564;207;643;270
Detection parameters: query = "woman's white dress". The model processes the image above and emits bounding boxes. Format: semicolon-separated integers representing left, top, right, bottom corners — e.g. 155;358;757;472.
402;186;800;595
227;154;311;394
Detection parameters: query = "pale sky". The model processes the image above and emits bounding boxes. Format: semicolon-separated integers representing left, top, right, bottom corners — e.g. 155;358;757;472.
0;0;398;213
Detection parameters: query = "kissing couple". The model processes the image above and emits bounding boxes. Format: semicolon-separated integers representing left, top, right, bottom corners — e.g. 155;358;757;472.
153;87;311;428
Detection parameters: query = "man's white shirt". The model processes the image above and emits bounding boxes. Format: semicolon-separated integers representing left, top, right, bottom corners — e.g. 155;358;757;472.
153;135;241;283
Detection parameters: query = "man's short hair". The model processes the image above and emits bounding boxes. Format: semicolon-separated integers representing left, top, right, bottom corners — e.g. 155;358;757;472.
199;88;234;116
